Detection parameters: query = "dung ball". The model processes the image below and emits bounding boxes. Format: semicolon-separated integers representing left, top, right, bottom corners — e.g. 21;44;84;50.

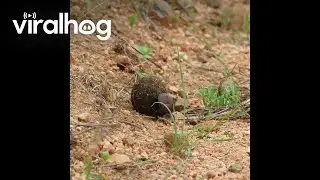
131;76;173;117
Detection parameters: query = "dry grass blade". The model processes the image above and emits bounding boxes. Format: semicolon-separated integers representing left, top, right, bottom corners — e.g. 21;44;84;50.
178;99;250;123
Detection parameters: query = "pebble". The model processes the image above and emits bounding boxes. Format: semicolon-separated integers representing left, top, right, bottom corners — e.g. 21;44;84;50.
109;153;131;164
157;169;164;175
77;112;90;123
229;164;242;173
122;137;134;147
141;151;149;159
190;171;197;178
102;141;115;154
169;175;177;179
206;171;216;178
76;127;82;131
122;109;131;115
159;152;167;156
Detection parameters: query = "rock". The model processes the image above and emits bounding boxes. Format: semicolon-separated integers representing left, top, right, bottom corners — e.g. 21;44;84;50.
70;134;77;147
177;0;196;9
88;144;99;156
177;90;185;98
159;152;167;156
205;0;222;9
122;137;134;147
169;85;179;93
206;171;216;178
190;171;197;178
191;151;199;157
148;0;175;27
229;164;242;173
173;111;185;120
122;109;131;115
157;169;164;175
169;175;177;179
77;112;90;123
109;154;131;164
141;151;149;159
198;55;208;63
73;161;84;171
102;141;115;154
152;0;173;18
188;119;199;125
95;98;104;106
174;97;187;111
76;127;82;131
164;132;174;147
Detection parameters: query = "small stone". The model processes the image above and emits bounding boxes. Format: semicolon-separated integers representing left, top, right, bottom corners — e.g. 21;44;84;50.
70;134;77;146
174;97;187;112
102;141;115;154
229;164;242;173
74;161;84;171
205;0;222;9
157;169;164;175
177;90;185;98
141;151;149;159
159;152;167;156
173;112;186;120
198;55;208;63
206;171;216;178
122;109;131;115
189;119;199;125
170;170;177;174
169;85;179;93
190;171;197;178
95;98;104;106
191;151;199;157
122;137;134;147
169;175;177;179
88;144;99;155
76;127;82;131
109;153;131;164
178;0;196;9
77;112;90;123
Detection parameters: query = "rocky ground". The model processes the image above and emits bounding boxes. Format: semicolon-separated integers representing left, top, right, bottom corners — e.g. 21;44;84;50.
70;0;250;179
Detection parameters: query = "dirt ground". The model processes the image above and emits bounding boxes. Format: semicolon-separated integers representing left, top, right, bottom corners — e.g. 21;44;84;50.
70;0;250;179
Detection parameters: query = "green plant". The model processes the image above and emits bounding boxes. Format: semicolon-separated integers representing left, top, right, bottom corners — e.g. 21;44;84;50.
86;0;93;9
196;78;241;108
152;101;191;157
132;45;152;60
154;49;193;158
129;13;138;27
135;70;143;77
242;13;250;34
101;151;110;161
219;7;235;30
203;39;212;50
84;160;103;180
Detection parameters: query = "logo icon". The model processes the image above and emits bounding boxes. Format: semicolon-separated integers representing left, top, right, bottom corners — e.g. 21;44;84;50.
14;12;111;41
23;12;36;19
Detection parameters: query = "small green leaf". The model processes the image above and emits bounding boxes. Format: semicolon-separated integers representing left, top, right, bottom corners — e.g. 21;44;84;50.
101;151;110;161
86;0;93;9
133;44;152;60
129;14;137;26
